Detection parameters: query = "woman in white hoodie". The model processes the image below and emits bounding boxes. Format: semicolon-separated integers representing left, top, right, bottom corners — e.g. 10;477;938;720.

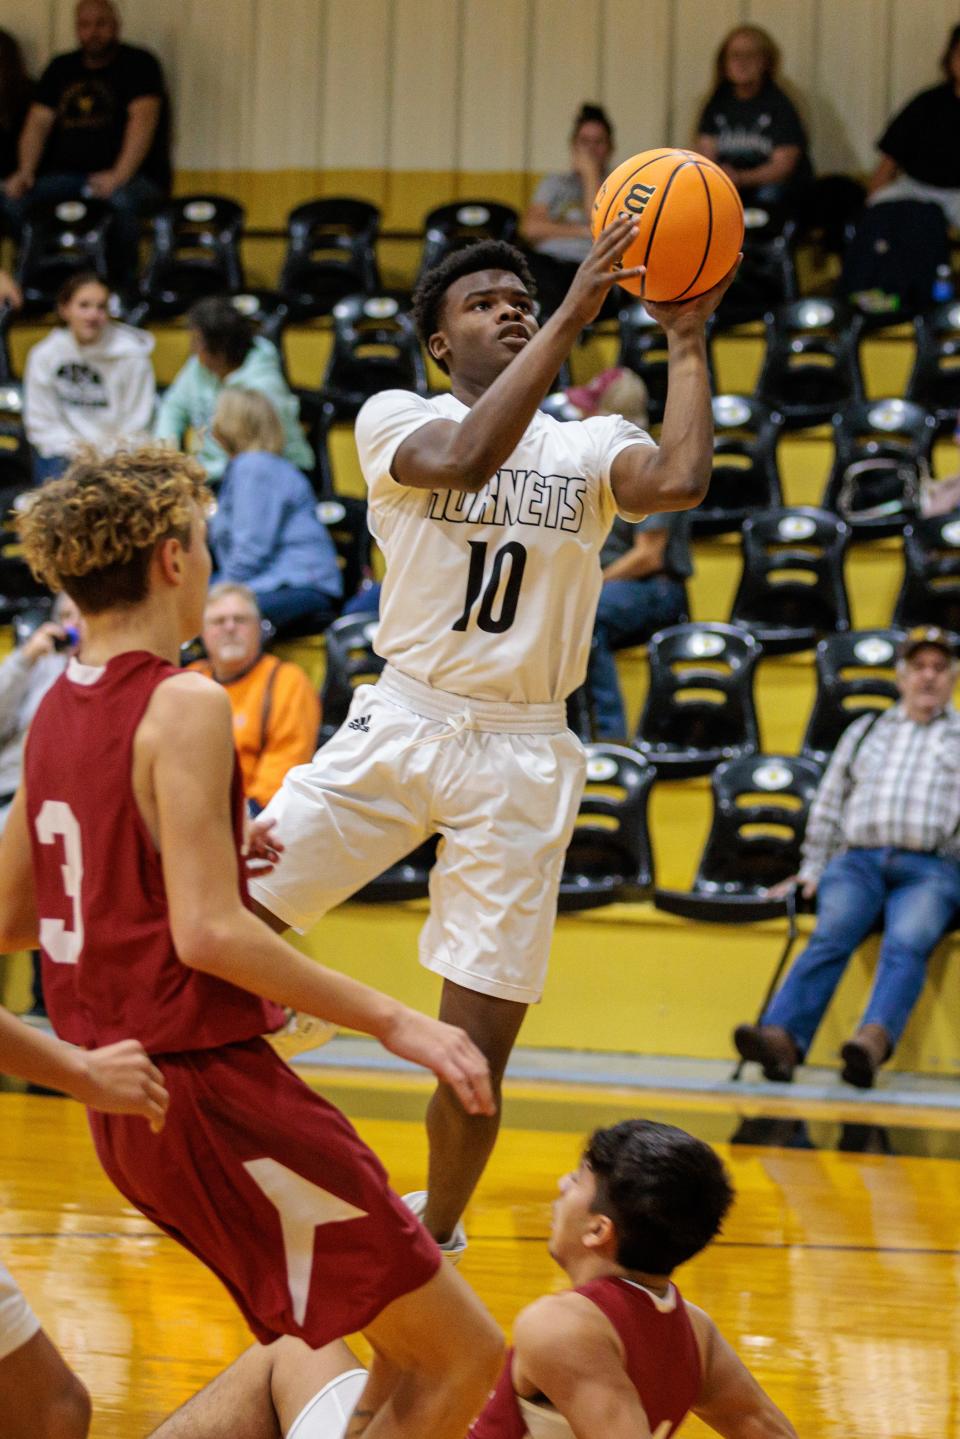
24;271;156;481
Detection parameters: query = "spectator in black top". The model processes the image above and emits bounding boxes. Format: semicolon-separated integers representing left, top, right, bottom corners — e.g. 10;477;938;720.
0;31;32;189
696;25;810;213
1;0;170;282
868;24;960;231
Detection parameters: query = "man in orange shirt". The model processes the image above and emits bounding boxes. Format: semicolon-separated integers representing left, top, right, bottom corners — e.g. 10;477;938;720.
192;582;320;813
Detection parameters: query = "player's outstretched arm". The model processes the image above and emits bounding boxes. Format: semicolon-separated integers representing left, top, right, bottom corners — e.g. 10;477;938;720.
0;1008;169;1130
0;788;40;951
608;259;741;517
688;1305;798;1439
511;1294;656;1439
147;674;494;1116
392;217;646;494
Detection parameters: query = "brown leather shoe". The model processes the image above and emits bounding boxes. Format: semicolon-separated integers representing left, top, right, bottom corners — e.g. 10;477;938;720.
733;1023;799;1082
840;1023;891;1089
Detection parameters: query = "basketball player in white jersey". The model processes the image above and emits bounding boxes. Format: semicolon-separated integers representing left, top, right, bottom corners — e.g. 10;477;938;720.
150;1119;796;1439
250;218;738;1253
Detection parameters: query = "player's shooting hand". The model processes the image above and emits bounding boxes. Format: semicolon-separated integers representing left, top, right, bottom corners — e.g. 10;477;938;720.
75;1039;170;1133
380;1009;495;1116
560;216;645;327
643;254;742;335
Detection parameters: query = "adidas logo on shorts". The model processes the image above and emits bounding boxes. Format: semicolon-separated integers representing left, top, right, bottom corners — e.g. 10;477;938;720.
348;713;371;733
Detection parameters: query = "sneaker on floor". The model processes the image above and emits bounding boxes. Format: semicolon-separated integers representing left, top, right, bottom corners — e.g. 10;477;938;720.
402;1190;468;1263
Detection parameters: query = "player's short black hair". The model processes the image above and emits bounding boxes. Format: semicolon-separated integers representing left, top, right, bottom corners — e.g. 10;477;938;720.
585;1120;734;1275
188;295;254;370
412;240;536;362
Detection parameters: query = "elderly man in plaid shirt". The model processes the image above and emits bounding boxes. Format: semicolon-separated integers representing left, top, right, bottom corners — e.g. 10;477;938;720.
735;626;960;1088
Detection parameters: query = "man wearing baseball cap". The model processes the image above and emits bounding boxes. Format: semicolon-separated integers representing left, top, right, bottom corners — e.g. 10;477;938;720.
735;625;960;1087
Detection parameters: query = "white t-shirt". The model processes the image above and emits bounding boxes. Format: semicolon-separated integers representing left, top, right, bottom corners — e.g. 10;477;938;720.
355;391;653;705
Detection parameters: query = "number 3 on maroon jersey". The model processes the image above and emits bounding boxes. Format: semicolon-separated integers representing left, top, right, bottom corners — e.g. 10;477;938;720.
35;799;84;965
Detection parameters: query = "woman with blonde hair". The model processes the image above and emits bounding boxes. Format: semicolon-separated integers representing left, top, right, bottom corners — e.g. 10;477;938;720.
208;388;342;637
696;24;810;210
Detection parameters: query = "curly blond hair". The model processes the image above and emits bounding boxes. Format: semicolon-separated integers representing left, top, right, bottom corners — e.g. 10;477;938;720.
17;445;210;614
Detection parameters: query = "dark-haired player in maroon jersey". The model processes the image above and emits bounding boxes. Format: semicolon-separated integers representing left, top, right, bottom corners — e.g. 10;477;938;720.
0;446;502;1439
150;1119;797;1439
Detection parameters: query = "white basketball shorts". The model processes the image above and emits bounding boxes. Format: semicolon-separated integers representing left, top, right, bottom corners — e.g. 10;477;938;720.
286;1368;368;1439
0;1257;40;1361
249;665;587;1004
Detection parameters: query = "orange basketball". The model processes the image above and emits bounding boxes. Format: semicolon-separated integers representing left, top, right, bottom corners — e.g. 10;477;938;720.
591;148;744;302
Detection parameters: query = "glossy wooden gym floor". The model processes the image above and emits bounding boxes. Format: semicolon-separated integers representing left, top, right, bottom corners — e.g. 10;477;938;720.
2;1085;958;1439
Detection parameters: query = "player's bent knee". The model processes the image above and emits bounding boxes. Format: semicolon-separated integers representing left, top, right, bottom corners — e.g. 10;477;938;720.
38;1374;92;1439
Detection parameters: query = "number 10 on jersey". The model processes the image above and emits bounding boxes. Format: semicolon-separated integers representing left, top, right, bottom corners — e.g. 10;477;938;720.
451;540;528;634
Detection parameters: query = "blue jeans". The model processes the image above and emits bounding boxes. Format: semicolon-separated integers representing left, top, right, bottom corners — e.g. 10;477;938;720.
763;848;960;1052
586;575;687;739
256;585;338;638
3;172;166;283
342;581;381;617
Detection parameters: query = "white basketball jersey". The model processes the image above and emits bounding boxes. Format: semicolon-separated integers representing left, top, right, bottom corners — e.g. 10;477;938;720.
355;390;653;704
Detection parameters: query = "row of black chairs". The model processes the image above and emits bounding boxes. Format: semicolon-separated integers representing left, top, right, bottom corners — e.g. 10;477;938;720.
318;612;953;786
10;193;521;317
13;189;960;430
317;608;818;911
346;730;817;922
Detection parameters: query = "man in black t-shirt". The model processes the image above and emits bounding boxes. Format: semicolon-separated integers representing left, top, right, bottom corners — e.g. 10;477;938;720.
867;24;960;230
1;0;170;281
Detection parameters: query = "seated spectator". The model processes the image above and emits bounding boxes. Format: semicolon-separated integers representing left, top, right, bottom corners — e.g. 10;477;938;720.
207;388;341;636
1;0;170;285
868;24;960;230
696;25;811;213
734;628;960;1089
575;370;690;739
0;595;82;1016
0;31;32;195
24;270;155;482
154;296;314;482
0;596;81;829
190;582;320;814
522;102;617;318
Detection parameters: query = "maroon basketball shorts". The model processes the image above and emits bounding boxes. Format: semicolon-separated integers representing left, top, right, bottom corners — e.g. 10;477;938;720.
88;1038;441;1346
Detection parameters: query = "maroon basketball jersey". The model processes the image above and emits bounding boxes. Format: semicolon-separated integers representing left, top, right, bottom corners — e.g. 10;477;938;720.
24;650;285;1052
470;1275;701;1438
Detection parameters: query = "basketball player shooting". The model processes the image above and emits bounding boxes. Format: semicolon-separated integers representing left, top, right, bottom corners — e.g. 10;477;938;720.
150;1120;796;1439
0;448;503;1439
249;217;740;1254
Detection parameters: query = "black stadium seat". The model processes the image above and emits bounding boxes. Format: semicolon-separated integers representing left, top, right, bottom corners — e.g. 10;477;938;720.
16;198;112;309
634;623;761;777
416;200;519;285
800;629;904;765
755;298;864;429
655;752;822;924
729;507;851;653
692;395;783;536
279;199;381;316
557;745;655;911
823;398;936;540
137;195;245;318
893;515;960;632
318;612;383;743
906;301;960;430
